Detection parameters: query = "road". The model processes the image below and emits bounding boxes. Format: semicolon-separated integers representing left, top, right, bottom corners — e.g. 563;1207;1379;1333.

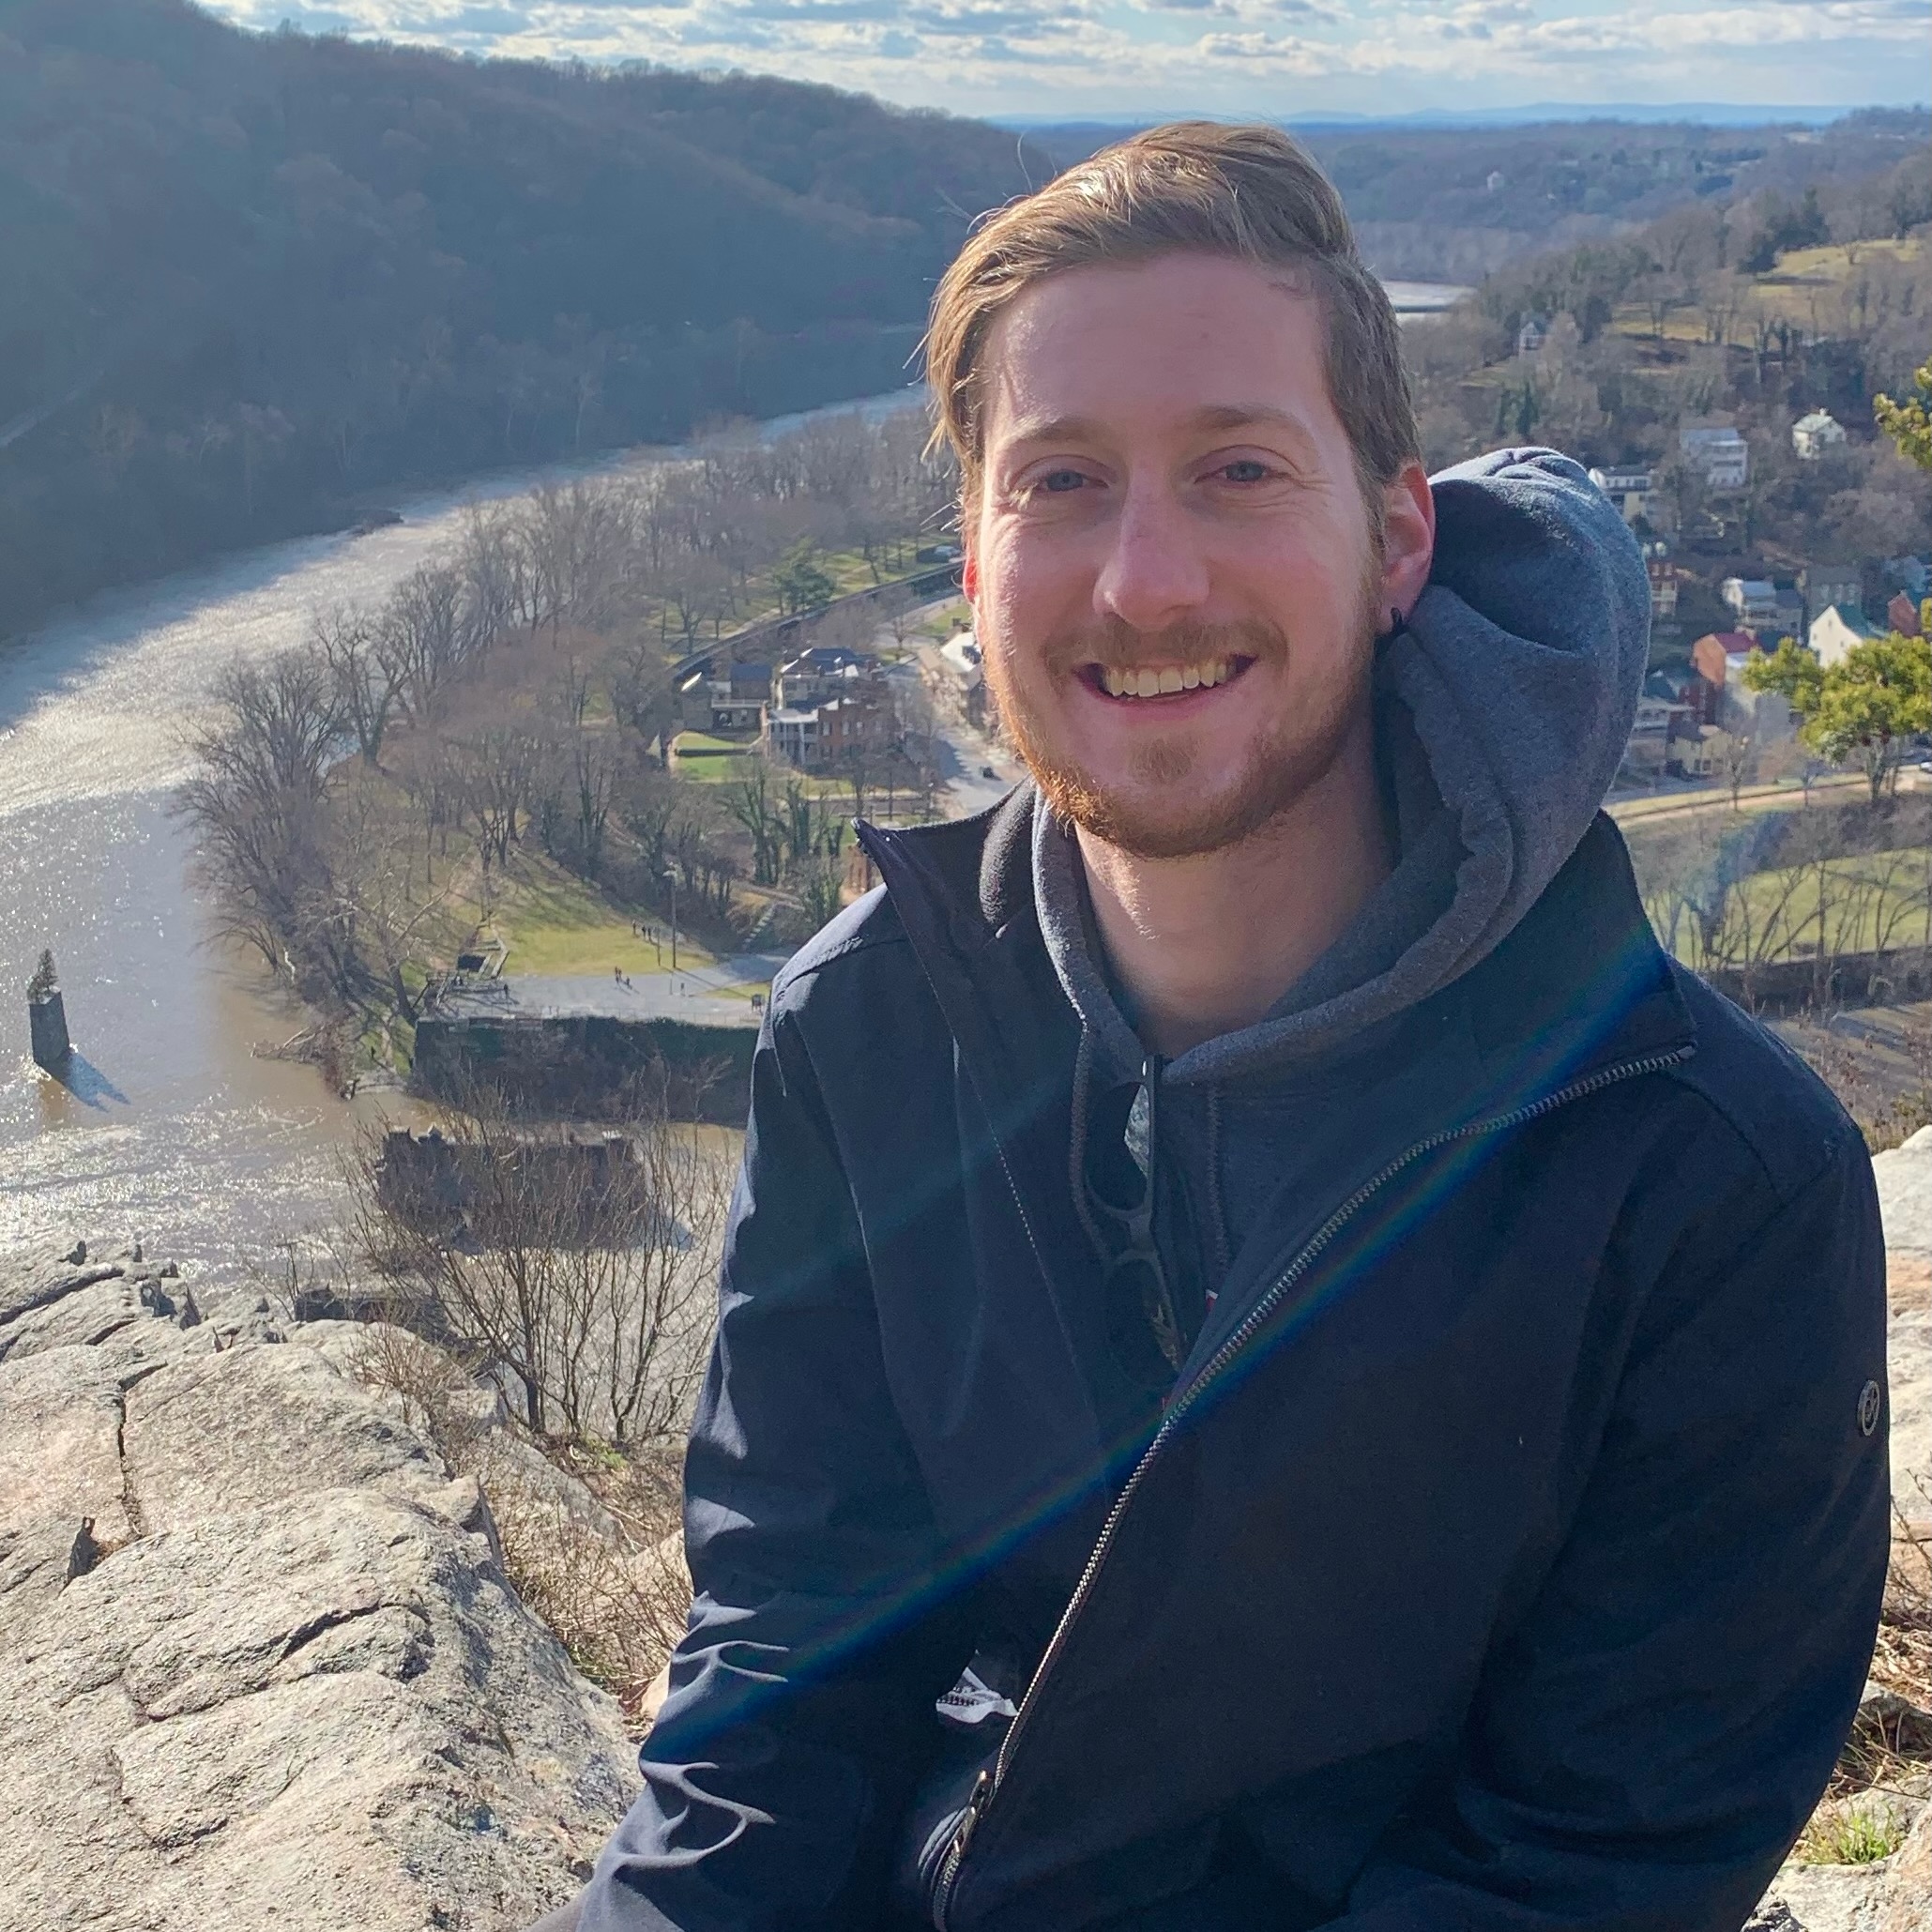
887;627;1025;819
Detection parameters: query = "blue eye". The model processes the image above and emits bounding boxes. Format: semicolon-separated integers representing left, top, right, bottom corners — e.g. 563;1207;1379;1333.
1220;460;1271;483
1040;469;1088;493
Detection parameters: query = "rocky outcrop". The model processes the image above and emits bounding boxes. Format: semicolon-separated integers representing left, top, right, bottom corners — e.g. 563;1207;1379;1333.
0;1243;639;1932
1880;1130;1932;1537
1752;1130;1932;1928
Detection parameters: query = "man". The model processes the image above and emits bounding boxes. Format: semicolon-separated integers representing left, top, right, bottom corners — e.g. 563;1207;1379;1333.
557;123;1888;1931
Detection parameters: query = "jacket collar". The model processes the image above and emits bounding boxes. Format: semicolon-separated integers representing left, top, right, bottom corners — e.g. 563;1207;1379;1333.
862;789;1693;1114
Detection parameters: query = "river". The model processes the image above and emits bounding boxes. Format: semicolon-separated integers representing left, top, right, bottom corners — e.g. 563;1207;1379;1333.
0;393;926;1278
0;284;1468;1277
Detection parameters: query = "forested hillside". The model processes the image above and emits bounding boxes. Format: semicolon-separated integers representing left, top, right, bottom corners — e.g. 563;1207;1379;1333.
1402;141;1931;543
1035;112;1931;284
0;0;1044;634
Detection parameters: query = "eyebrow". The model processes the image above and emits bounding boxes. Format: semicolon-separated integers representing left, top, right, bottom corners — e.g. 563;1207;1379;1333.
998;404;1321;456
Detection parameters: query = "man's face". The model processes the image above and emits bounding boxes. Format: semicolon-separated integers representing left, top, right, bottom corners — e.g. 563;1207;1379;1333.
966;251;1430;860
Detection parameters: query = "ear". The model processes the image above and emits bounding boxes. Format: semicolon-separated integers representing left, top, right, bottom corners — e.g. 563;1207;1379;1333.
963;532;980;606
1378;461;1435;622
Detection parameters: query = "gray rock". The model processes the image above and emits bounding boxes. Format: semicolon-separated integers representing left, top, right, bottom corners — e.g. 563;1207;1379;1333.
122;1339;451;1535
1;1484;637;1932
1770;1861;1889;1932
0;1255;123;1335
0;1240;662;1928
1879;1801;1932;1929
1858;1681;1932;1752
0;1517;108;1654
0;1270;149;1361
1891;1315;1932;1535
1876;1130;1932;1259
0;1346;134;1546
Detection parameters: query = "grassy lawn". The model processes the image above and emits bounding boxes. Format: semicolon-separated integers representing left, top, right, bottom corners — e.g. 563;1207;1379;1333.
672;730;756;755
482;856;717;977
1765;236;1923;288
917;601;973;641
1648;844;1932;971
1736;846;1932;960
1603;236;1924;349
634;532;938;658
670;730;758;783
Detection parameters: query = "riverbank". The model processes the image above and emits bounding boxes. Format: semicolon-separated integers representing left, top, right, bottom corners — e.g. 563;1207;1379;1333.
0;392;910;1272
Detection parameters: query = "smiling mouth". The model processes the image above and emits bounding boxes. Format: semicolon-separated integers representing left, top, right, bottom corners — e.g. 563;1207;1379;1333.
1083;655;1251;701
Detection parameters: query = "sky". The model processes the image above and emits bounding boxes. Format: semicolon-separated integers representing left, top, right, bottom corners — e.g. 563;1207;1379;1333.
200;0;1932;121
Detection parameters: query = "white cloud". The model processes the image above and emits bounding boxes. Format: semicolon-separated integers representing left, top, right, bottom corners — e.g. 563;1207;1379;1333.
200;0;1929;112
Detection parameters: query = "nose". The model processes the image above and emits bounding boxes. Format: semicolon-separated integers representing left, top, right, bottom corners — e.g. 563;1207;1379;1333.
1092;477;1211;634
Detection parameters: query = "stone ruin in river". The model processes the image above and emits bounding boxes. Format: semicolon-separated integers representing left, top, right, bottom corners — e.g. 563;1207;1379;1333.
26;948;69;1072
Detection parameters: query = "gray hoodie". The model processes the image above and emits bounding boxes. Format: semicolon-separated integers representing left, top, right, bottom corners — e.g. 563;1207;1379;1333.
1031;447;1652;1292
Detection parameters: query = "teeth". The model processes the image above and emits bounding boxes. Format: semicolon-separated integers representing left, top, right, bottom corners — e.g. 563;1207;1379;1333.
1099;658;1233;700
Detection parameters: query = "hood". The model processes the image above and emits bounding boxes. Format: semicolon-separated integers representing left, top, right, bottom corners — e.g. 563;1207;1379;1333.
1034;446;1652;1089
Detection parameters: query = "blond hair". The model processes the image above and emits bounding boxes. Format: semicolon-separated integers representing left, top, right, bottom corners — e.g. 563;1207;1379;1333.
925;121;1420;517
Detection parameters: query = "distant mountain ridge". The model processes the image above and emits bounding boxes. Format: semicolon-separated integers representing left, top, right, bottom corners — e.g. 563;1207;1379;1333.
997;104;1887;131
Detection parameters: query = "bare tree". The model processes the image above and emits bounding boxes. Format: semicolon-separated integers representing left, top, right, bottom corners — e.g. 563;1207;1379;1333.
723;759;784;885
352;1092;723;1446
315;604;406;764
177;648;347;977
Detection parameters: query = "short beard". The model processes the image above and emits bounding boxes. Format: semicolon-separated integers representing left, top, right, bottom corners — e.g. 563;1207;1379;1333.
988;585;1383;862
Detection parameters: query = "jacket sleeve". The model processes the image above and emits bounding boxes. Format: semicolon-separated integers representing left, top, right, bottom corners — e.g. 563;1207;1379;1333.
1339;1129;1891;1932
578;996;976;1932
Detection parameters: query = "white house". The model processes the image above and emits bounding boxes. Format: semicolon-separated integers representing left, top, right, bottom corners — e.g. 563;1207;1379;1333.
765;707;822;768
1811;602;1881;668
935;629;988;729
1622;695;1702;782
1722;578;1781;630
1516;314;1548;357
1589;467;1653;525
1681;423;1750;491
1792;411;1848;461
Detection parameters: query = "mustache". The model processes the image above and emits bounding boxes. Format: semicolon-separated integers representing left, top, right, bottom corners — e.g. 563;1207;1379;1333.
1042;614;1288;674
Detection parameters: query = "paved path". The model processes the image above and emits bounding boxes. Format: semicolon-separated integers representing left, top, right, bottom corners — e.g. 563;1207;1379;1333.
438;952;787;1030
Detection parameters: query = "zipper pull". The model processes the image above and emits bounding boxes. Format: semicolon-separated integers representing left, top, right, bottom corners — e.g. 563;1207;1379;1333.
934;1769;995;1929
953;1767;994;1860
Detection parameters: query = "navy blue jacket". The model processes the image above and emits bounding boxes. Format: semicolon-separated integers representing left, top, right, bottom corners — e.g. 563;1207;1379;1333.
580;795;1889;1932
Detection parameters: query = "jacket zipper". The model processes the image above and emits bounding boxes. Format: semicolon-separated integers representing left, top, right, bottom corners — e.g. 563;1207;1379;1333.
930;1042;1694;1930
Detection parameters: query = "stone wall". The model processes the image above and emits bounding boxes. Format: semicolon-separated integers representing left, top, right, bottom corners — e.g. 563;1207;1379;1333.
1704;947;1932;1015
412;1012;757;1123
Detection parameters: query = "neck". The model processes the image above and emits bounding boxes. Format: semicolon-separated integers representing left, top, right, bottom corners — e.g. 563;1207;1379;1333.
1075;712;1392;1059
